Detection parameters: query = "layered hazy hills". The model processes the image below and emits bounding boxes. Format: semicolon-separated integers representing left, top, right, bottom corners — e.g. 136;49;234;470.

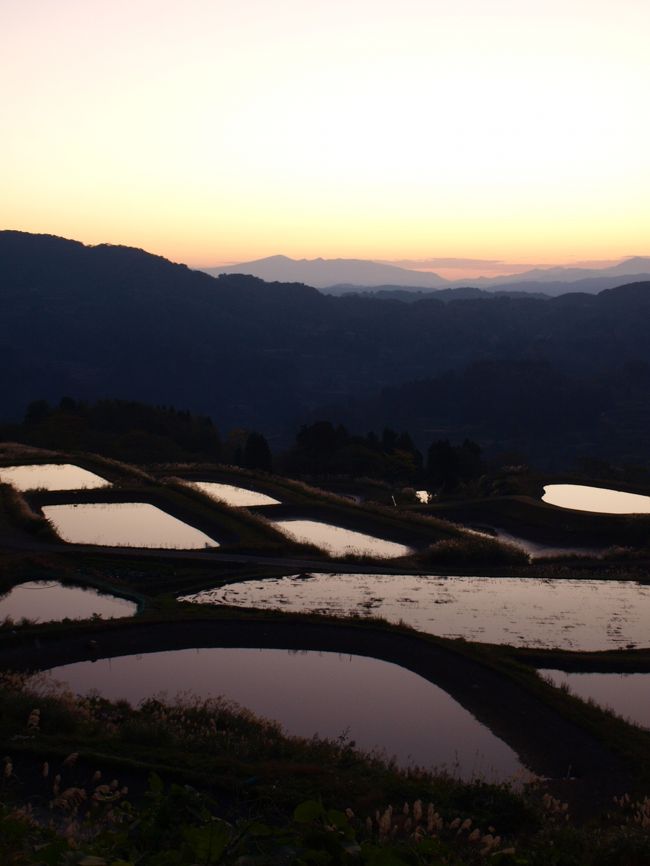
203;253;650;296
203;254;448;289
3;231;650;464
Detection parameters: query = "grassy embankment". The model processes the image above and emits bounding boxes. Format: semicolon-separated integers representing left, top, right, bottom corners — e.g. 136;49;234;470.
422;471;650;552
1;442;529;569
150;461;530;567
2;610;650;863
1;606;650;794
5;670;650;866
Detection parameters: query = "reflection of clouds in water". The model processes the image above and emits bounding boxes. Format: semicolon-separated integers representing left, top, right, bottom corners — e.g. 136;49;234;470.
181;574;650;651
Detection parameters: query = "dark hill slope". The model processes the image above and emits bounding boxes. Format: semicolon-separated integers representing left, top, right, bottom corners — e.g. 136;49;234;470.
2;232;650;461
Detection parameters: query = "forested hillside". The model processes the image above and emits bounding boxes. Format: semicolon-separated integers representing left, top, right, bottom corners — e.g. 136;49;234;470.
3;231;650;465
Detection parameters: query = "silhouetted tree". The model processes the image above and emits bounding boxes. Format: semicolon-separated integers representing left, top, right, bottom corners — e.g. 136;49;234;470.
59;396;79;412
366;431;380;451
457;439;483;482
427;439;460;489
244;432;272;472
381;428;399;453
24;400;51;425
19;398;222;461
293;422;348;473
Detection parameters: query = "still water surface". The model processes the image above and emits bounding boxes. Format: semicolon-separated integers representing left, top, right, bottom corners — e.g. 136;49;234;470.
192;481;280;507
42;503;219;549
491;528;601;559
0;580;136;622
0;463;109;491
542;484;650;514
273;520;411;559
542;669;650;729
181;573;650;650
45;647;523;780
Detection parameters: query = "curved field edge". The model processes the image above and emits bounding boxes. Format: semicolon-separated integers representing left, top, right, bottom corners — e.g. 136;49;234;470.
0;608;646;811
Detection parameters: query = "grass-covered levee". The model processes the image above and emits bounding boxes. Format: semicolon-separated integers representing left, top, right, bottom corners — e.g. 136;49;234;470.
2;671;650;866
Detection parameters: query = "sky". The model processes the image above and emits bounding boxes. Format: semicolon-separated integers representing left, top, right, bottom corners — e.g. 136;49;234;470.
2;0;649;277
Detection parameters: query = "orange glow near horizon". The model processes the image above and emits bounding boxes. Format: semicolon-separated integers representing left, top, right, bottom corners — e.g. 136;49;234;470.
2;0;649;277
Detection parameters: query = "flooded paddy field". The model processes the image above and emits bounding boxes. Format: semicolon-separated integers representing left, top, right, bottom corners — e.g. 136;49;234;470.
272;520;412;559
181;573;650;650
542;669;650;729
42;502;219;549
489;528;603;559
0;580;136;622
42;647;524;781
0;463;110;491
190;481;280;507
542;484;650;514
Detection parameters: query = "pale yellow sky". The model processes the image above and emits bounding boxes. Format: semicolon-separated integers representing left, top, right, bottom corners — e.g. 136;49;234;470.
1;0;648;274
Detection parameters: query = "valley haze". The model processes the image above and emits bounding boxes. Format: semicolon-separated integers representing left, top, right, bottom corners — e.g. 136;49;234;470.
204;254;650;295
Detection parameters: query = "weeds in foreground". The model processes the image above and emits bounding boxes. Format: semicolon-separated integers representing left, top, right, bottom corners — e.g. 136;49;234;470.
3;770;650;864
1;674;650;863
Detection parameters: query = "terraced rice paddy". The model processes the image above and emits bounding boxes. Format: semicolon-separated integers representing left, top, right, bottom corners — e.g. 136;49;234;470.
181;573;650;650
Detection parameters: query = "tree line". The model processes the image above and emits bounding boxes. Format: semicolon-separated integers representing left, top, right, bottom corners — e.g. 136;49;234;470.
4;400;484;489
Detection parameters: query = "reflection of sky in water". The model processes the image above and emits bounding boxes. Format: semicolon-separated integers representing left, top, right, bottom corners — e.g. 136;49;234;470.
0;463;109;491
543;483;650;514
543;670;650;728
191;481;279;507
182;573;650;651
44;647;523;781
490;528;601;559
43;503;218;549
0;581;135;623
273;519;411;558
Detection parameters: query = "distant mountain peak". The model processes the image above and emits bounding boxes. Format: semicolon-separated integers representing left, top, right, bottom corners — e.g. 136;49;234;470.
201;255;448;289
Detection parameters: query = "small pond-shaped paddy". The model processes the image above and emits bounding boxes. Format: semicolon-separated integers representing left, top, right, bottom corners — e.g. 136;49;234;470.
191;481;280;507
43;648;523;780
181;573;650;650
0;463;110;491
273;520;411;559
42;503;218;549
0;581;136;623
542;670;650;729
542;484;650;514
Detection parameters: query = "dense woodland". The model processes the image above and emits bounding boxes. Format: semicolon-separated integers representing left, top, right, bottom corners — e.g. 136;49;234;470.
0;400;486;490
3;231;650;467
